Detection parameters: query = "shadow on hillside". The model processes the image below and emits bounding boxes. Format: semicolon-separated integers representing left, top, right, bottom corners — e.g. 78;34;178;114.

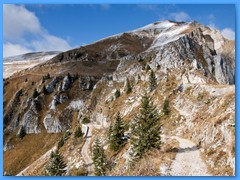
165;145;198;153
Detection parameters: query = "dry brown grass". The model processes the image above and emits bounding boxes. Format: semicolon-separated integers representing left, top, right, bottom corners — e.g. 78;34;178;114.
4;133;62;175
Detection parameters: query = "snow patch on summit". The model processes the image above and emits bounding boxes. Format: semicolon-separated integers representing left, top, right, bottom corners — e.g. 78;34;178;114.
151;24;190;48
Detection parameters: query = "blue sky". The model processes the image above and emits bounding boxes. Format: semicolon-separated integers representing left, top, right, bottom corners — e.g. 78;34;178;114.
3;4;235;57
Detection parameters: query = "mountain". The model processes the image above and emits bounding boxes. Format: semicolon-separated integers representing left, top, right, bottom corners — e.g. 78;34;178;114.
3;20;235;176
3;51;61;78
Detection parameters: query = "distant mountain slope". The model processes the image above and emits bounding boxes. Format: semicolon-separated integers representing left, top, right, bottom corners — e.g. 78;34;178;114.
3;51;61;78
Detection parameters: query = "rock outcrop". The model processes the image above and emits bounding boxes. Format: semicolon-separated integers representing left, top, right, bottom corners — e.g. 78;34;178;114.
19;98;42;134
46;77;59;93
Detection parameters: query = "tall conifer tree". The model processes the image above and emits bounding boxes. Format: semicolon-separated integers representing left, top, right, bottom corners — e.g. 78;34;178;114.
92;138;108;176
149;70;157;92
109;112;125;151
46;150;66;176
130;94;161;162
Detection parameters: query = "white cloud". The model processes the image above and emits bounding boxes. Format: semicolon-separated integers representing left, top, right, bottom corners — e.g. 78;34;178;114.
169;11;191;22
3;42;32;57
31;34;72;51
206;21;235;40
3;4;73;57
221;28;235;40
3;4;41;40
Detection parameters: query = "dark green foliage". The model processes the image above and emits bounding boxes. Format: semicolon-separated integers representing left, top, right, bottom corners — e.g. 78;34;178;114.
149;70;157;92
67;72;72;82
74;73;79;80
138;56;143;62
18;126;26;139
109;112;125;152
82;116;90;124
130;94;161;162
74;127;83;138
57;131;71;150
57;137;65;150
114;89;121;99
162;98;170;115
32;88;39;98
108;124;113;141
46;150;66;176
42;73;51;84
47;73;50;79
92;138;108;176
42;85;48;95
25;78;28;82
125;78;132;94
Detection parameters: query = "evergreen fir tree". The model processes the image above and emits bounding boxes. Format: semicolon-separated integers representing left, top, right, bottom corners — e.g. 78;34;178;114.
109;112;125;151
57;137;65;149
162;98;170;115
18;126;26;139
42;85;48;95
130;94;161;162
32;88;39;98
47;73;50;79
46;150;66;176
82;116;90;124
114;89;121;99
125;78;132;94
92;138;108;176
149;70;157;92
108;124;113;141
67;72;72;82
74;127;83;138
74;73;79;80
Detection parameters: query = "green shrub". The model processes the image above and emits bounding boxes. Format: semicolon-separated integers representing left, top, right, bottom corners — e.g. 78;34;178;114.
18;126;26;139
114;89;121;98
57;137;65;149
32;88;39;98
82;117;90;124
74;127;83;138
125;78;132;94
162;98;170;115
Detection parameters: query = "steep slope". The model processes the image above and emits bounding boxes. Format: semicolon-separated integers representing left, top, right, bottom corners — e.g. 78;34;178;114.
3;20;235;176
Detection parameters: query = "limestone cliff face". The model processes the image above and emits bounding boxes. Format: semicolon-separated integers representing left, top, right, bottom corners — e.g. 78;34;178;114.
110;21;234;86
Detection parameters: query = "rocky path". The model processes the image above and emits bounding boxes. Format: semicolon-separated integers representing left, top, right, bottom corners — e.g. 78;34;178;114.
81;125;94;176
17;146;57;176
168;136;211;176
